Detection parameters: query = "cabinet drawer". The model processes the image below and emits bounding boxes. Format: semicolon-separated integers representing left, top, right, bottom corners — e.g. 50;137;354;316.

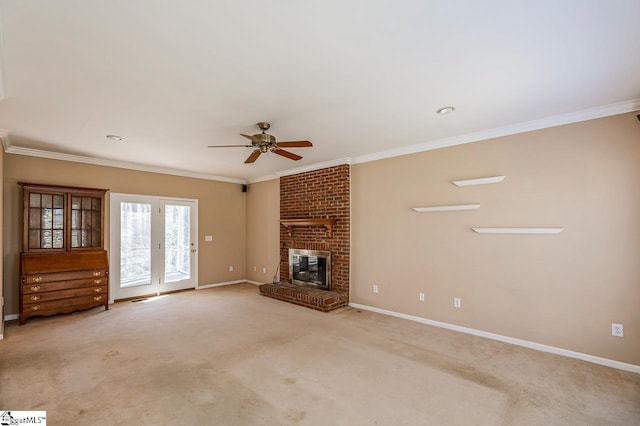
23;277;108;294
23;294;107;313
23;269;107;284
23;285;107;304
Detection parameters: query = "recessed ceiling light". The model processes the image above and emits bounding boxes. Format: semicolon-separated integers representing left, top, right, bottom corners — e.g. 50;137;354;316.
436;106;456;115
106;134;123;141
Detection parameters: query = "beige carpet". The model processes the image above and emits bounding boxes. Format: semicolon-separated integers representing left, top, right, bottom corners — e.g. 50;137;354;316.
1;283;638;425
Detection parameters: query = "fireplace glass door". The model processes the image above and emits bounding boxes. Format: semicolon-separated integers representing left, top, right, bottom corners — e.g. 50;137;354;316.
289;249;331;289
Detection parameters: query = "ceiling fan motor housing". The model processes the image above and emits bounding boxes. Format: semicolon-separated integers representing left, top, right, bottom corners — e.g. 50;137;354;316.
255;133;276;144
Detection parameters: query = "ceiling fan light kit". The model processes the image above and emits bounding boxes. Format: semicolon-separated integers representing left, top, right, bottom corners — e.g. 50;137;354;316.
208;122;313;164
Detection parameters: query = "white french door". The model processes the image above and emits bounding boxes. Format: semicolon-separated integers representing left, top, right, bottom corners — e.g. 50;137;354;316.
110;193;198;301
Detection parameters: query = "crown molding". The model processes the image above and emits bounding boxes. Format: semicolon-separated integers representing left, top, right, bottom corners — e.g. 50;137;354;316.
3;140;247;184
275;157;352;178
352;99;640;165
248;174;279;184
0;129;10;150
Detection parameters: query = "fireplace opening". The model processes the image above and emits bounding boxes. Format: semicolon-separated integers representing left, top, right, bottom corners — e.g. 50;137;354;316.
289;248;331;290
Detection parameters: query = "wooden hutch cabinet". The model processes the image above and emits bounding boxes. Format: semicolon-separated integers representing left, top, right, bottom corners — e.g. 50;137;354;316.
19;183;109;325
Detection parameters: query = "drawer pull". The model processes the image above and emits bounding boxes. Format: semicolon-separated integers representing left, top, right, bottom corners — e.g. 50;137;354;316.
94;288;102;293
94;279;102;284
30;295;41;301
93;271;101;277
33;276;43;283
31;305;40;311
30;285;41;292
94;296;102;301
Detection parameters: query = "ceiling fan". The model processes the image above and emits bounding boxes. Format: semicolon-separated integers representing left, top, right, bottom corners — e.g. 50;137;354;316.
208;122;313;164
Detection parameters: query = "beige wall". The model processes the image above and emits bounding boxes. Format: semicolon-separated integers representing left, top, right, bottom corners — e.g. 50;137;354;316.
4;112;638;366
3;154;247;315
351;112;640;365
245;179;280;284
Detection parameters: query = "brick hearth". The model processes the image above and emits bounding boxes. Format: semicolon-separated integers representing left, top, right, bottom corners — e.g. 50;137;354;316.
260;282;348;312
259;164;350;312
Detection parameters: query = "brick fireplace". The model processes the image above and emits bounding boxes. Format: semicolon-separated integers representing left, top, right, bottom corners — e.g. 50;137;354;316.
260;164;350;311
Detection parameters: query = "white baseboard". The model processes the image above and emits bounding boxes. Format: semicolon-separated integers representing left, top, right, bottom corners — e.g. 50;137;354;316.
349;303;640;374
246;280;265;285
4;313;19;321
197;280;246;290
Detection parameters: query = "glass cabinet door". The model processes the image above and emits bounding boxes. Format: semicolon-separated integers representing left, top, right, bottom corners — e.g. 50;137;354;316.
26;191;65;250
70;195;102;248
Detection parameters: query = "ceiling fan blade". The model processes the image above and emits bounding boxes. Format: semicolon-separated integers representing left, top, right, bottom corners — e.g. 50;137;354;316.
276;140;313;148
273;148;303;161
244;149;262;164
208;144;253;148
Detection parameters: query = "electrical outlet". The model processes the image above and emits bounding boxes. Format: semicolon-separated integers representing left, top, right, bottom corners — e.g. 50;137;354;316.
253;266;257;271
262;267;267;274
373;284;379;294
229;265;234;272
454;298;461;308
612;323;624;337
419;292;425;302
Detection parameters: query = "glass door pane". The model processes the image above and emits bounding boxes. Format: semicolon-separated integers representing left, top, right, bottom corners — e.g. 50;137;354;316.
159;199;197;293
120;202;152;287
164;204;191;283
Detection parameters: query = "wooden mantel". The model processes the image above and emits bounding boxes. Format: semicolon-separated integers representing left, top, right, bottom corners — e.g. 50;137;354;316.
280;218;337;238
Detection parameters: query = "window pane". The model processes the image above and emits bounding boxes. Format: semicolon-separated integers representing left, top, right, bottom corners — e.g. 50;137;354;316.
92;198;101;210
29;208;41;229
82;197;92;210
53;230;64;248
82;210;89;230
92;211;101;230
42;208;53;229
41;230;52;248
29;230;40;249
29;193;41;208
53;195;64;208
42;194;53;208
71;210;80;229
71;196;81;209
165;205;190;283
91;230;101;247
71;230;79;247
53;209;64;229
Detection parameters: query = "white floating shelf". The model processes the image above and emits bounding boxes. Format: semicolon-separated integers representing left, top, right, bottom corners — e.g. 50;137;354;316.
413;204;480;212
472;228;564;234
453;176;505;186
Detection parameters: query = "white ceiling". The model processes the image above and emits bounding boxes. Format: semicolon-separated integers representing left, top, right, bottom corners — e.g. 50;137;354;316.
0;1;639;183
